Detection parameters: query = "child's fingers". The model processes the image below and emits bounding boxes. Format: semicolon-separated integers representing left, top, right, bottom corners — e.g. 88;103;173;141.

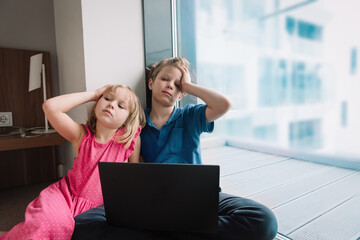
182;68;191;82
178;66;187;74
95;85;111;99
181;67;189;74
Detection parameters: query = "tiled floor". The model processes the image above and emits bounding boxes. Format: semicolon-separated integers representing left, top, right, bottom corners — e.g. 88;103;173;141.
202;146;360;240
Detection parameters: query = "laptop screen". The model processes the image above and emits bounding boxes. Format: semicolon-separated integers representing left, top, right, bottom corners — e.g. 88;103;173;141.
98;162;219;234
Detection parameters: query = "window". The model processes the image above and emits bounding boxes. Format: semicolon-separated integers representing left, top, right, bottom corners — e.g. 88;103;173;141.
175;0;360;165
143;0;360;167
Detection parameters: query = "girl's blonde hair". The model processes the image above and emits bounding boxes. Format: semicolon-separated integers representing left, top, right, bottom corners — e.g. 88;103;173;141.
86;85;145;149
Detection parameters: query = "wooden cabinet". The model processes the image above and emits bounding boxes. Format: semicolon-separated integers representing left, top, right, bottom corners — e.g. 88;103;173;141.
0;133;65;189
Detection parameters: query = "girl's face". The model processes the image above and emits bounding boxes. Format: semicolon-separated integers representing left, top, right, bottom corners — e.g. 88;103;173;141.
94;87;130;130
149;65;184;107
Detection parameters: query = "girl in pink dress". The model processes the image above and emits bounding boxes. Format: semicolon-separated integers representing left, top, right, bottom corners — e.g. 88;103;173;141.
0;84;145;240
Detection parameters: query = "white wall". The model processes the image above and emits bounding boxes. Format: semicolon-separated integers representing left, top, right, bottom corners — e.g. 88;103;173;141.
81;0;146;105
53;0;146;172
53;0;87;122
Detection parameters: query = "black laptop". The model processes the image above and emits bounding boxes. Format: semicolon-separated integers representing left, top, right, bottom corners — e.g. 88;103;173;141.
98;162;220;234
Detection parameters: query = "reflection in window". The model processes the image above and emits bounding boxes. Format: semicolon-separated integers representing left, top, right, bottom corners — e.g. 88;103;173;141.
258;58;322;106
298;20;322;41
341;102;347;127
259;58;276;106
286;17;296;35
225;117;252;138
242;0;266;20
351;47;357;75
289;119;322;149
197;63;246;110
254;125;277;142
285;17;323;41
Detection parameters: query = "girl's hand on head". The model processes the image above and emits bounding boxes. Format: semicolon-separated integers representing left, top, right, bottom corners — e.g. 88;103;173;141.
178;67;192;93
94;85;111;100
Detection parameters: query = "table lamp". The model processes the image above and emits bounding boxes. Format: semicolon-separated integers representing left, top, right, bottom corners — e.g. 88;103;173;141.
29;53;56;134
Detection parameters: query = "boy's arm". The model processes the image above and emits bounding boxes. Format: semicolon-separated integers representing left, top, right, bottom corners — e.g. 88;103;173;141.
128;136;141;163
180;67;232;123
43;85;108;146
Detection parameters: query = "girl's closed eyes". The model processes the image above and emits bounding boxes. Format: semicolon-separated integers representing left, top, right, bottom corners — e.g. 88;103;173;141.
103;95;127;110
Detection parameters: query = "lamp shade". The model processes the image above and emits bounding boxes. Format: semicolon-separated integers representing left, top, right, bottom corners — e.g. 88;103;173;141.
29;53;43;92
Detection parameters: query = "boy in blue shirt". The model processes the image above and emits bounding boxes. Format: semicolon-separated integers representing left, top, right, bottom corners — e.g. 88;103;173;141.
140;57;223;164
73;57;278;240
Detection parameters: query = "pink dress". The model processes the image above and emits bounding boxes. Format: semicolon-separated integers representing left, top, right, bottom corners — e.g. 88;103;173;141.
0;125;141;240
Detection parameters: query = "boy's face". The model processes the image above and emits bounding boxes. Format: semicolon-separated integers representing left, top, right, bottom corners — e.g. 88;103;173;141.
149;65;184;107
95;87;130;129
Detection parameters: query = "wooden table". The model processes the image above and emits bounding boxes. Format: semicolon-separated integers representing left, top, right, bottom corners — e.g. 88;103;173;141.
0;132;65;151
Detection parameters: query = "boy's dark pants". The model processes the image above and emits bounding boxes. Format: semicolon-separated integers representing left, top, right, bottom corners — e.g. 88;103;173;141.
72;193;277;240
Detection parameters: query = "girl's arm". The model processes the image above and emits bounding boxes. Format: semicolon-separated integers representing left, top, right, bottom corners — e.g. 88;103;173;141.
128;136;141;163
179;67;232;123
43;86;108;147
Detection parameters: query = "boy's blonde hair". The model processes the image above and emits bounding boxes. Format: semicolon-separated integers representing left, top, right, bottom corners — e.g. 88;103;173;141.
146;57;190;84
86;85;145;149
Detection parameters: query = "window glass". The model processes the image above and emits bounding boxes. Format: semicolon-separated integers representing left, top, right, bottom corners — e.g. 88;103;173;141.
176;0;360;161
351;47;357;75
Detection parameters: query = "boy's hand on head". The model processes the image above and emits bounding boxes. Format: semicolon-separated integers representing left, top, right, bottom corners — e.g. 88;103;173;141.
178;67;192;93
175;66;232;122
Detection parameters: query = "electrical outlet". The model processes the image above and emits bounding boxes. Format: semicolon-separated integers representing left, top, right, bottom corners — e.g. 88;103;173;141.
0;112;13;126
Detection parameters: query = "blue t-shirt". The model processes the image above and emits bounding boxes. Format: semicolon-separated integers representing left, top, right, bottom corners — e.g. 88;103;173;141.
140;104;214;164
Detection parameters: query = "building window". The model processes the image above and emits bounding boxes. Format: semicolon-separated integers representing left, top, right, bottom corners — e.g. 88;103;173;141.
351;47;357;75
254;125;277;142
297;20;322;41
286;17;296;35
286;17;323;41
341;101;347;127
289;119;322;149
